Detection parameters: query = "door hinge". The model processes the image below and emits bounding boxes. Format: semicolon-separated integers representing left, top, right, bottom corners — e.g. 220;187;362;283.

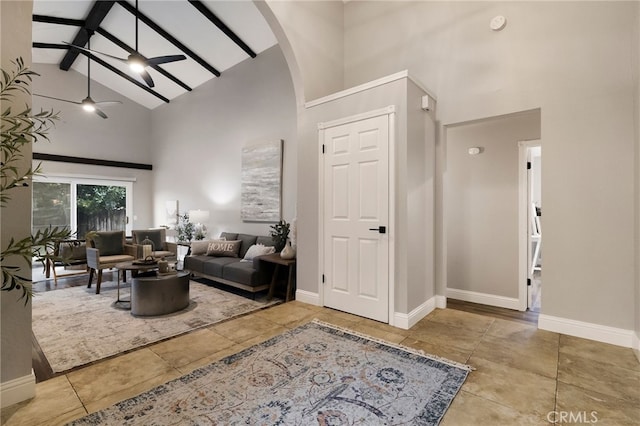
322;274;325;283
527;278;531;286
527;161;531;170
322;144;325;154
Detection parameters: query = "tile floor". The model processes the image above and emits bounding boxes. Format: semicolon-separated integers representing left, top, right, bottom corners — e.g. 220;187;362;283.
2;299;639;425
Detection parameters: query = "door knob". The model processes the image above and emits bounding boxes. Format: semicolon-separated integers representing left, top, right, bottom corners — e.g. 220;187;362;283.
368;226;386;234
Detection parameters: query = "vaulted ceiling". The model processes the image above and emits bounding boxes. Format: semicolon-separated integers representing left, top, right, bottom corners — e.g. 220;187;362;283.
32;0;278;109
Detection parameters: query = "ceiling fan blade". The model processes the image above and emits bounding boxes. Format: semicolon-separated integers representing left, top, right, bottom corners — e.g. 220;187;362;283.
33;93;81;105
94;100;123;107
146;54;187;66
139;69;155;88
62;41;128;64
94;108;108;119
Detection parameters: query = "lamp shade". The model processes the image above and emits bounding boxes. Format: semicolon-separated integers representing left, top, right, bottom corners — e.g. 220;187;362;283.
189;209;210;224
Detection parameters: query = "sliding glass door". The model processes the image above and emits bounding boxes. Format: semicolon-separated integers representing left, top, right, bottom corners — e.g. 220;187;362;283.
33;177;133;239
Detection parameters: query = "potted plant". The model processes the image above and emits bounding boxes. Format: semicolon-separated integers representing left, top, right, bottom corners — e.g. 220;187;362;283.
1;58;73;302
269;219;290;252
175;212;194;242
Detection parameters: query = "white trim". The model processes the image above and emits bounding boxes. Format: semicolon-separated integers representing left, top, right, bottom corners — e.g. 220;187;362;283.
295;289;321;306
1;370;35;409
318;128;326;308
306;70;436;109
447;288;521;310
393;297;437;330
435;295;447;309
633;331;640;363
538;314;635;348
317;105;396;130
387;111;396;326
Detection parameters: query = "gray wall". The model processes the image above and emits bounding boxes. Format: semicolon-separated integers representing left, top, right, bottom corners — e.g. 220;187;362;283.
341;1;637;330
446;110;541;299
31;64;155;230
150;45;297;238
265;0;638;332
1;0;34;392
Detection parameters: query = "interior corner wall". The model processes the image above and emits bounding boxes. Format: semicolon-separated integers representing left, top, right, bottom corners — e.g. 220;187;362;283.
634;1;640;358
150;46;296;238
446;110;540;300
30;64;155;229
1;0;35;404
263;0;344;101
344;1;637;331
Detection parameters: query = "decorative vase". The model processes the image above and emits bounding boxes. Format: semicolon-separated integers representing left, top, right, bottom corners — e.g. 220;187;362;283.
280;241;296;260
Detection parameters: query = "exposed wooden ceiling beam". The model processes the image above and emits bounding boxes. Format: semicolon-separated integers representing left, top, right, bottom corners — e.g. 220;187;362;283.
33;15;85;27
59;1;116;71
33;43;170;103
115;0;220;77
95;27;192;92
187;0;256;59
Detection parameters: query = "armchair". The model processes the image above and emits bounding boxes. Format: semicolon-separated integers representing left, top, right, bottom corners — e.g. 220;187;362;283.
86;231;136;294
131;228;177;260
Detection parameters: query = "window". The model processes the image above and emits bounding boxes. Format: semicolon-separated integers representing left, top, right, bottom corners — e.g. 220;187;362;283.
32;176;133;238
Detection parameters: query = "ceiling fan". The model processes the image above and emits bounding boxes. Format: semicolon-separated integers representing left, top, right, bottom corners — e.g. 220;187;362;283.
64;0;186;88
35;39;121;119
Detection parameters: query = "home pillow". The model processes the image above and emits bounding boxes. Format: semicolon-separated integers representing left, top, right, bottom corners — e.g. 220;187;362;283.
241;244;275;262
190;240;211;256
206;240;241;257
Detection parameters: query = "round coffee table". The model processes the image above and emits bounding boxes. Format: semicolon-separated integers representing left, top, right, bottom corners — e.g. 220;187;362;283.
114;261;161;309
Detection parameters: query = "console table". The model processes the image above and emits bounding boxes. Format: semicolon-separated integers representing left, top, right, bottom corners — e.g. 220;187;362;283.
259;253;296;302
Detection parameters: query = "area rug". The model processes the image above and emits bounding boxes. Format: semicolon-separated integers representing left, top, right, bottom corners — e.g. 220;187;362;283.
32;280;279;373
69;320;471;425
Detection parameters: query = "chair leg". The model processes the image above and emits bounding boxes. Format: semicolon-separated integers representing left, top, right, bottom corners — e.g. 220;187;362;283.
96;270;103;294
87;268;95;288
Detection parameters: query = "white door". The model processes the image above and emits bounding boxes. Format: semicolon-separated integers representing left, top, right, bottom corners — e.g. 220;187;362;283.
322;114;390;323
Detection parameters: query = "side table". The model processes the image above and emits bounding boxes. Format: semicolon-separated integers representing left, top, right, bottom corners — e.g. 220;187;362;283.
259;253;296;302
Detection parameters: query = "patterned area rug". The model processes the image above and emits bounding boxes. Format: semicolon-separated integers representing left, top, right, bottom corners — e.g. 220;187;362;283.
69;320;470;425
32;280;278;373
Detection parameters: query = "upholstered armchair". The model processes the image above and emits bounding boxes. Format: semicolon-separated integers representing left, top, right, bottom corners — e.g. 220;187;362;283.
131;228;177;260
86;231;136;294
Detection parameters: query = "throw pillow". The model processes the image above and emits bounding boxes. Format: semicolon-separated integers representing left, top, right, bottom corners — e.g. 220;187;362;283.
241;244;275;262
91;231;124;256
206;240;241;257
190;240;212;256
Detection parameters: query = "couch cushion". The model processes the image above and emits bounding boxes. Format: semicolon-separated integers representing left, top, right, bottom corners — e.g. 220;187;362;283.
222;261;266;287
255;236;276;248
236;234;258;258
91;231;124;256
220;232;238;241
203;257;239;277
184;255;209;274
206;240;241;257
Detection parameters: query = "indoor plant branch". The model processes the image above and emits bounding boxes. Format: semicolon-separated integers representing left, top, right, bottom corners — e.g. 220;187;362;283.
1;57;72;302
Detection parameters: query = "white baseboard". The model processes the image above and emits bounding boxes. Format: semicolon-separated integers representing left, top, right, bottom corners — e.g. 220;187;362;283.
295;290;320;306
435;295;447;309
633;331;640;363
393;296;437;330
447;288;520;310
1;370;35;409
538;314;635;348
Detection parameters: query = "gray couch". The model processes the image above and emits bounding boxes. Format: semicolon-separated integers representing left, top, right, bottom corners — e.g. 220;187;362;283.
184;232;276;293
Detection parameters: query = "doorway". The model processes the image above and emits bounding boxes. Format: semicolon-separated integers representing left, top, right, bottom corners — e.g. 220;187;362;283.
519;143;542;311
320;110;391;323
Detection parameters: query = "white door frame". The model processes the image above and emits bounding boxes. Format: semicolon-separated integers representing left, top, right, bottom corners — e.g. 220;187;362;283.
317;106;396;325
518;140;541;311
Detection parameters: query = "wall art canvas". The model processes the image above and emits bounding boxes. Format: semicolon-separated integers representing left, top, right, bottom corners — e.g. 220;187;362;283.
241;140;283;222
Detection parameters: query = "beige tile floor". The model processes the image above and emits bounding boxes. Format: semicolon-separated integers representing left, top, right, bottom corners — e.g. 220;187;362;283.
2;301;639;425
